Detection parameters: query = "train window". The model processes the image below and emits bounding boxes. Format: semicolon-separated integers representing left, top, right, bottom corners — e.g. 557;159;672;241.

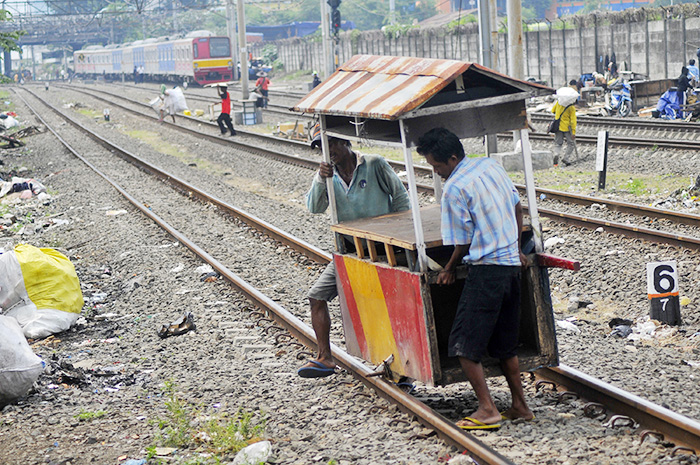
193;43;198;58
209;37;230;58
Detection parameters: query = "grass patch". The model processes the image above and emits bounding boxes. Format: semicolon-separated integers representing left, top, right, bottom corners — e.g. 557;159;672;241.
124;129;214;170
0;90;14;113
152;380;267;462
75;409;107;421
509;169;687;199
76;108;102;119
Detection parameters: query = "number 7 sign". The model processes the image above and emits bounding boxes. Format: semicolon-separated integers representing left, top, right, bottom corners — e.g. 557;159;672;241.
646;261;681;325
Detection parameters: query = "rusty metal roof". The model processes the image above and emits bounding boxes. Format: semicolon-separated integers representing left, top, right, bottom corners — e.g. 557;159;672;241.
292;55;551;121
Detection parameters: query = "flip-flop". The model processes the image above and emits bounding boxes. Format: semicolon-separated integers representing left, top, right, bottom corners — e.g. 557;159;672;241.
456;417;501;430
297;360;336;378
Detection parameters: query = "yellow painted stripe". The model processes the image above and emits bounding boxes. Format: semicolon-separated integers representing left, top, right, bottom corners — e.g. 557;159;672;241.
193;58;231;69
344;258;402;369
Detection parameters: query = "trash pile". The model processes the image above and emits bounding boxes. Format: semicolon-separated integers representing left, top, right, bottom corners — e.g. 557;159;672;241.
650;175;700;212
0;243;84;406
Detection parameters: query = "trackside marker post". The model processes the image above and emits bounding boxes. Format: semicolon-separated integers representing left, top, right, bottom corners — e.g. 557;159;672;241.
596;130;609;190
646;260;681;325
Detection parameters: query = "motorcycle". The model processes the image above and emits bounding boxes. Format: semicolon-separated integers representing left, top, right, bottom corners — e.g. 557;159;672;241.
605;79;633;117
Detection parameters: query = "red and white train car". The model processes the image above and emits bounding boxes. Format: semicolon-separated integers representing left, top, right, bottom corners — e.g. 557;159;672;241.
73;30;233;85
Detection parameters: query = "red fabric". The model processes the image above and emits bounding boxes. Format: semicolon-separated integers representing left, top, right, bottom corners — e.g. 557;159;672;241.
255;77;270;90
221;92;231;115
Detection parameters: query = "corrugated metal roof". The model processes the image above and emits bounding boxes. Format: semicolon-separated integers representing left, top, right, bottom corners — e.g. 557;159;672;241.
292;55;551;120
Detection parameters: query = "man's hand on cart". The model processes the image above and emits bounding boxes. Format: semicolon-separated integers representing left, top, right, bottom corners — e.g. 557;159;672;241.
436;268;456;285
519;251;530;269
318;162;334;178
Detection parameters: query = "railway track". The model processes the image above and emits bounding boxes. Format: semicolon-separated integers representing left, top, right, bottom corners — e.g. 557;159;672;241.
49;83;700;252
94;81;700;151
16;86;700;461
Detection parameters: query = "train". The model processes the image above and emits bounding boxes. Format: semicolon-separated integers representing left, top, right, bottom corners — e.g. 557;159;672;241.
73;30;233;86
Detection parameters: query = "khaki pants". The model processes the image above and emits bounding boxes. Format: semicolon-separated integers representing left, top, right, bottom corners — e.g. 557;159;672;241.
554;131;577;164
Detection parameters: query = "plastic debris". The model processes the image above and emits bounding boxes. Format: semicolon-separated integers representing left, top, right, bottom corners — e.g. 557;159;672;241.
544;237;565;249
158;312;196;338
610;325;632;338
123;460;147;465
556;320;581;334
232;441;272;465
106;210;128;216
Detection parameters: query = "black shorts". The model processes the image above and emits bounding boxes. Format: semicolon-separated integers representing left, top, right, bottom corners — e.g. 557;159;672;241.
448;265;521;362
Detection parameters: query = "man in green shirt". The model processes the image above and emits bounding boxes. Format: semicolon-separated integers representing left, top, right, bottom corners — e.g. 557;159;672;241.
298;137;410;378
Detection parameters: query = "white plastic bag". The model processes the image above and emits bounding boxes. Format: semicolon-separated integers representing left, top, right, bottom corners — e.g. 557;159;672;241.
232;441;272;465
149;97;164;116
0;315;44;406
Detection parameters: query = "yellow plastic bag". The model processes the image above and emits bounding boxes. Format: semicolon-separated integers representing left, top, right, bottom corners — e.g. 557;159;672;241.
3;244;84;339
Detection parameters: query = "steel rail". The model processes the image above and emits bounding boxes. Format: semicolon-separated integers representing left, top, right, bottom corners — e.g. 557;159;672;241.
523;131;700;150
538;365;700;453
16;87;517;465
530;112;700;131
49;84;700;247
21;85;700;458
523;186;700;229
17;88;330;265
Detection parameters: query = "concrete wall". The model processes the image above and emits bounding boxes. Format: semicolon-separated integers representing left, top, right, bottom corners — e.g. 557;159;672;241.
254;5;700;86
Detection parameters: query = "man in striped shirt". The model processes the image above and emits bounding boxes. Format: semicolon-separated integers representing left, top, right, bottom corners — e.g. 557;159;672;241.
417;127;533;430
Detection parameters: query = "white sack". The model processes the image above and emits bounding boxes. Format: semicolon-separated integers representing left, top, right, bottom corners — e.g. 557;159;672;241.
167;87;188;112
556;87;579;107
3;116;19;129
0;315;44;406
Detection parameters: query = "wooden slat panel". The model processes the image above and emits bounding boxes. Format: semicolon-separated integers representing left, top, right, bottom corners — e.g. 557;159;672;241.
385;244;397;266
354;236;365;259
367;240;378;262
331;205;443;249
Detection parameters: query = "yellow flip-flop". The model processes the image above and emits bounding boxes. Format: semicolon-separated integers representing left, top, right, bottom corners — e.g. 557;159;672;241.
456;417;501;430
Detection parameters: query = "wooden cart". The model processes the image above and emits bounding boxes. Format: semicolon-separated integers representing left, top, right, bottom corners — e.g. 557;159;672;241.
293;55;576;386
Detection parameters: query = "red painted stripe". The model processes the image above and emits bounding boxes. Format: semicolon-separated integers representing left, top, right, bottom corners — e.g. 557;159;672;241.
334;256;369;356
376;266;433;381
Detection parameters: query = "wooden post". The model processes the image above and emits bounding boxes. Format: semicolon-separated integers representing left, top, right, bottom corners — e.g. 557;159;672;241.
520;129;543;252
399;119;428;272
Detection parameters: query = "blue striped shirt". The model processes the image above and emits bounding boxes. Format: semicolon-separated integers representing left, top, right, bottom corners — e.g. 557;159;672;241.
441;157;521;265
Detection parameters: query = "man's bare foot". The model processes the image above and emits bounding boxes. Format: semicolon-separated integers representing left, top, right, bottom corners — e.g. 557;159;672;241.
499;408;535;421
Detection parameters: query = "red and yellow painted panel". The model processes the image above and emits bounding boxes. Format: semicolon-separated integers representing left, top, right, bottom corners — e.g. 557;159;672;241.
334;254;434;383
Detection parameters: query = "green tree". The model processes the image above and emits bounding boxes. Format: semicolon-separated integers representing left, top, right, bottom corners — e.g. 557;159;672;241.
522;0;552;19
0;10;24;53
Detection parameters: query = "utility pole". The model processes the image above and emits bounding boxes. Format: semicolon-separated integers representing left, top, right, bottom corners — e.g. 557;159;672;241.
478;0;497;154
226;0;238;80
321;0;332;78
507;0;524;147
389;0;396;25
326;0;341;74
237;0;249;98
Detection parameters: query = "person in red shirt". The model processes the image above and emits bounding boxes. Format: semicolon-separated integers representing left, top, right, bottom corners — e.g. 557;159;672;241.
254;72;270;108
216;85;236;136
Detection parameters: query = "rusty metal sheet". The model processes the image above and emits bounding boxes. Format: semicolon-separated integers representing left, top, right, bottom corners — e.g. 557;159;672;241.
293;55;469;120
292;55;552;120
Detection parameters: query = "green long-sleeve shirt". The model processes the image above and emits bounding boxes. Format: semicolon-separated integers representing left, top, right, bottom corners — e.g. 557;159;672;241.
306;153;410;222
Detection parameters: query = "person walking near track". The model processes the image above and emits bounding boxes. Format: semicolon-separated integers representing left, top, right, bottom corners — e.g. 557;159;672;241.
417;127;534;431
216;85;236;136
298;137;410;378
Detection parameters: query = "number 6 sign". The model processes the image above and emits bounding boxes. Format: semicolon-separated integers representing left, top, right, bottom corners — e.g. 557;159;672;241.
646;261;681;325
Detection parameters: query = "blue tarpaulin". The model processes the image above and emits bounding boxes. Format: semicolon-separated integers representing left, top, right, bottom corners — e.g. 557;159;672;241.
657;89;681;119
